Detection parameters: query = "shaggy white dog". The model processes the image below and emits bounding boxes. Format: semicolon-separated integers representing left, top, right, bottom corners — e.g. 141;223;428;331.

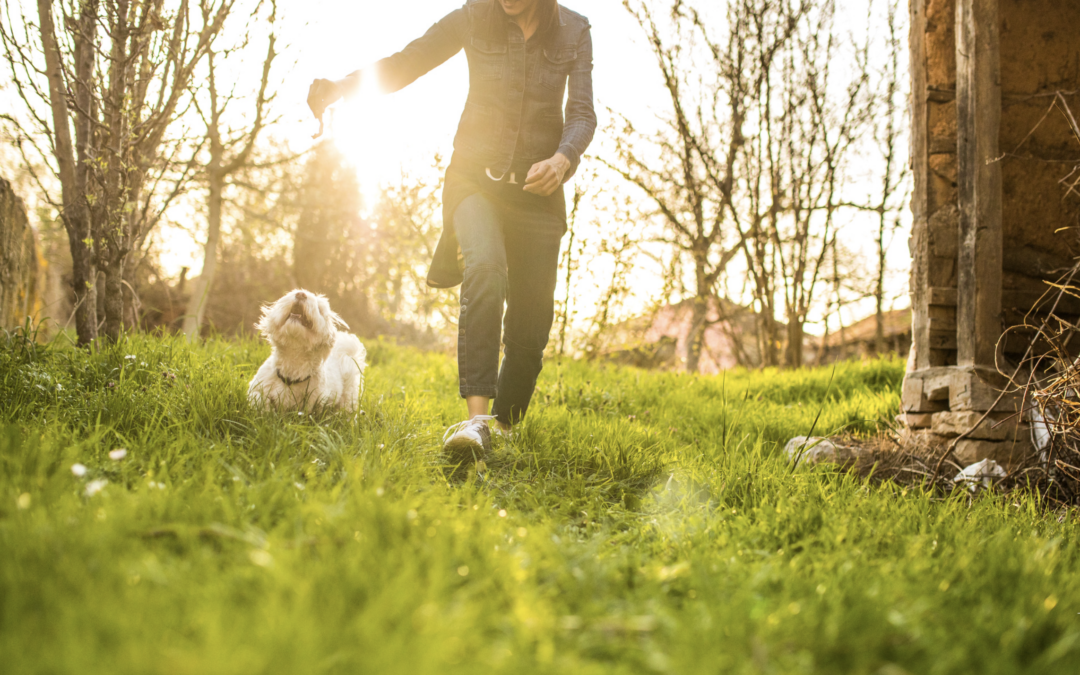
248;289;366;413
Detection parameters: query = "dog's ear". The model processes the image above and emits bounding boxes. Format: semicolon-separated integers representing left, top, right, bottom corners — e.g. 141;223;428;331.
254;303;275;337
317;296;349;331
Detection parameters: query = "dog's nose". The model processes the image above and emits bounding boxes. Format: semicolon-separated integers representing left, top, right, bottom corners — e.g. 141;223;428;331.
295;291;307;301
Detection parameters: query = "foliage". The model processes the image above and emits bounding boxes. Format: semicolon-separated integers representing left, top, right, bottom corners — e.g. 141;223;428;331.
2;334;1079;673
0;0;234;344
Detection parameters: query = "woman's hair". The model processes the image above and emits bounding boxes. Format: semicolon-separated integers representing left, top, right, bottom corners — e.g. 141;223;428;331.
481;0;561;43
533;0;561;39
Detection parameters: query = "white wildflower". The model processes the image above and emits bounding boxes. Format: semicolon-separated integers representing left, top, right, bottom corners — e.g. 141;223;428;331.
109;448;128;461
71;463;88;477
85;479;108;497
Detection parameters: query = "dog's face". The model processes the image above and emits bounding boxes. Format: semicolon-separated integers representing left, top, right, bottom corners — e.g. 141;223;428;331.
256;289;346;353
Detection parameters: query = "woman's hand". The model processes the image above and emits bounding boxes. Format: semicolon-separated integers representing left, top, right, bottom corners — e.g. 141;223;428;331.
307;79;342;120
524;153;571;196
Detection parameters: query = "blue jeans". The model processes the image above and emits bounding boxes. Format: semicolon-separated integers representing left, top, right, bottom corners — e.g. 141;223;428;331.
454;192;564;426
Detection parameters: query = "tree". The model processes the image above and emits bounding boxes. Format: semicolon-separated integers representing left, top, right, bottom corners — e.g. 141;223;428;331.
182;0;278;340
738;0;873;368
1;0;232;344
609;0;756;373
869;0;909;354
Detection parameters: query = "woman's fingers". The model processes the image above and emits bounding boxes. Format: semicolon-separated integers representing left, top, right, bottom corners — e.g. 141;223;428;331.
523;158;565;196
525;162;551;184
523;176;558;196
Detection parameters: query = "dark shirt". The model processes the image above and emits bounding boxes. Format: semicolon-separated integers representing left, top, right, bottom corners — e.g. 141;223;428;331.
343;0;596;288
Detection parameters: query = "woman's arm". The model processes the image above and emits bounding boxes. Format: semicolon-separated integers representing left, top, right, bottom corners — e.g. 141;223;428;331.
524;23;597;196
308;6;470;118
556;24;597;180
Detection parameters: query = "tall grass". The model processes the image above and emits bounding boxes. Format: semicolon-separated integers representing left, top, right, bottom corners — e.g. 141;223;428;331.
1;332;1077;674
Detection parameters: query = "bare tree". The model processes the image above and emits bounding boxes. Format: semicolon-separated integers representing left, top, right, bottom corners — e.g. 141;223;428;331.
610;0;759;373
1;0;232;344
870;0;909;354
182;0;278;340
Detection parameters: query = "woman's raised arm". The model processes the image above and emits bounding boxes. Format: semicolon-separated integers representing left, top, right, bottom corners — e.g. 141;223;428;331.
307;5;470;120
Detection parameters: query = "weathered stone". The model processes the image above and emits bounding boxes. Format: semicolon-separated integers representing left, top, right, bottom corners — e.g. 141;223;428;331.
901;376;947;413
931;411;1028;441
0;177;43;330
948;372;1008;412
954;436;1035;467
897;413;935;429
895;428;950;454
784;437;854;466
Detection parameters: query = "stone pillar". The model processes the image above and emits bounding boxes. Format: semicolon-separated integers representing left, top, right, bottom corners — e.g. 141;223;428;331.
901;0;1080;467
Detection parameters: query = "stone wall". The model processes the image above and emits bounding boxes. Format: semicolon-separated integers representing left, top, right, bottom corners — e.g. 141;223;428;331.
0;177;44;331
997;0;1080;355
903;0;1080;468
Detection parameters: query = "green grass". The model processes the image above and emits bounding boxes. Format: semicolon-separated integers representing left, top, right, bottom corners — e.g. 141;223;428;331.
1;332;1078;674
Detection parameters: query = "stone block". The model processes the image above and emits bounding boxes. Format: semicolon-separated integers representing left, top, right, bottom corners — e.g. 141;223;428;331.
948;371;1017;412
931;411;1029;441
897;413;934;429
954;437;1035;467
901;376;948;413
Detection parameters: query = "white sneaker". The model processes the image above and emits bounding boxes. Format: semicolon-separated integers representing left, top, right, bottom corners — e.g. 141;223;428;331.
442;415;495;461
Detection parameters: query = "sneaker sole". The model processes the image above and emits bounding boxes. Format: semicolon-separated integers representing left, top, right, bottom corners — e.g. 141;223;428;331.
443;436;489;463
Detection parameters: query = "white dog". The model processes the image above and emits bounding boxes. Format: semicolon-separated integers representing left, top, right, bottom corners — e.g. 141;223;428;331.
248;289;366;413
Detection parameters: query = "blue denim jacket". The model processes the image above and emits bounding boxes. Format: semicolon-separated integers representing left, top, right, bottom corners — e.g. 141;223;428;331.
344;1;596;288
349;0;596;179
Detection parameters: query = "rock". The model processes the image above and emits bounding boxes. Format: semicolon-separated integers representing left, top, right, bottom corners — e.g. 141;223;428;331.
953;459;1007;491
785;436;849;465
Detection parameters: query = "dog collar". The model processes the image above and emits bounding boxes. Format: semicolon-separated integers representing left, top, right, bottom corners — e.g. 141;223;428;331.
276;369;312;387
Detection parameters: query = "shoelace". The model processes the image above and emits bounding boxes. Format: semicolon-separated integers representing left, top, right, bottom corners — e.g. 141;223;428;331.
442;415;497;444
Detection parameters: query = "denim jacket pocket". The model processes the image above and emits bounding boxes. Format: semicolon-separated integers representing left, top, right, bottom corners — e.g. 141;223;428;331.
539;47;577;91
469;37;507;81
456;101;500;154
523;108;565;160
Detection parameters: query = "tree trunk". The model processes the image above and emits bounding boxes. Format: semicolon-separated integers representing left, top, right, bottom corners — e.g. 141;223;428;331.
875;212;887;354
686;295;708;373
68;232;98;344
785;314;804;368
101;254;125;342
183;164;224;340
758;305;780;368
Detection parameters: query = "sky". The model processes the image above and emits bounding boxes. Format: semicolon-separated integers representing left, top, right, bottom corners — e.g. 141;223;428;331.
282;0;663;195
2;0;913;335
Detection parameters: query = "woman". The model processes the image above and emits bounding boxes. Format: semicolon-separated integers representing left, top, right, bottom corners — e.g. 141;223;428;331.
307;0;596;457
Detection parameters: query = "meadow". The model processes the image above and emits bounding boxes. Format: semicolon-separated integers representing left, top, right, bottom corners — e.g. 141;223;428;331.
1;331;1078;674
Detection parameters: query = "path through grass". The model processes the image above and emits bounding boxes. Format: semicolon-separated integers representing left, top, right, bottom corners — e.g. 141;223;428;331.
1;333;1078;674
